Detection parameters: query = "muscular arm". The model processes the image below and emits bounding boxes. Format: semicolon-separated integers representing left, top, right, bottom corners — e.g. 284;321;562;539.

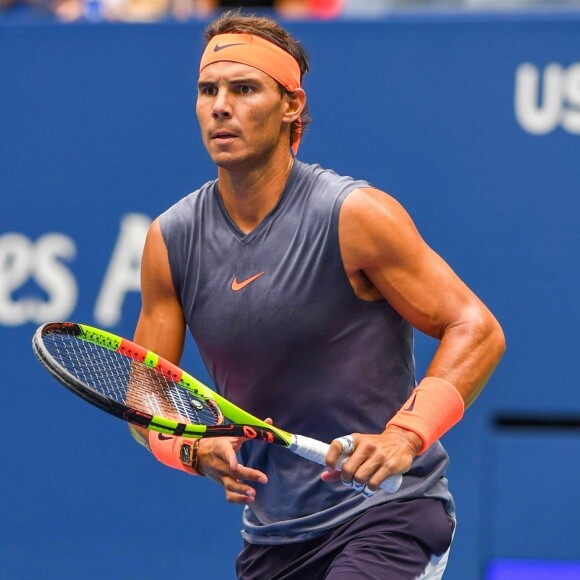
341;187;505;406
134;218;186;365
325;187;505;489
130;219;267;502
129;218;187;447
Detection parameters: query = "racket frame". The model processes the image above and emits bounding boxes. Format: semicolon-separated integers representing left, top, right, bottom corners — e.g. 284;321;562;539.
32;322;293;445
33;322;403;494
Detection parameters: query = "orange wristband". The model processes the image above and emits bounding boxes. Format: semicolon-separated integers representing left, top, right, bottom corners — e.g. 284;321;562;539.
148;431;204;476
386;377;465;454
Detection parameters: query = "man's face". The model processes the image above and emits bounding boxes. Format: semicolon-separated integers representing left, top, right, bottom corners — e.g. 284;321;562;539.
197;61;289;170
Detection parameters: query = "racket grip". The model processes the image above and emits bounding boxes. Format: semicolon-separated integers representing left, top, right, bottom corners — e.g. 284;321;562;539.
289;434;403;494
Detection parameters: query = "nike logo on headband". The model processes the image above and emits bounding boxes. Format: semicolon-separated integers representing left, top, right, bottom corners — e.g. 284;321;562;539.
214;42;247;52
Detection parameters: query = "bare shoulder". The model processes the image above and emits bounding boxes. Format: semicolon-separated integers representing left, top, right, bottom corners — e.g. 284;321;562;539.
339;187;424;272
143;217;167;256
135;216;185;363
342;186;405;216
140;217;178;308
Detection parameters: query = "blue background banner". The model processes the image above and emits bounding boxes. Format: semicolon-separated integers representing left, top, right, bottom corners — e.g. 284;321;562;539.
1;13;579;579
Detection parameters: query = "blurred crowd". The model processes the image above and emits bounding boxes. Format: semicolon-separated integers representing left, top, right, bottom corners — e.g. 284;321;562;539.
1;0;579;22
0;0;341;21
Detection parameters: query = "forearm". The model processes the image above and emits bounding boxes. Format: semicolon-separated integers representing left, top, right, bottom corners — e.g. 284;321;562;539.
425;305;506;408
386;306;505;454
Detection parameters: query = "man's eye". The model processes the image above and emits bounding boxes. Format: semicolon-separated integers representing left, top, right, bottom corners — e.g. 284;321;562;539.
239;85;253;94
201;87;217;96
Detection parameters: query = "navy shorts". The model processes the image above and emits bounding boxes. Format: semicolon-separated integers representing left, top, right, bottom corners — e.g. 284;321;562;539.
236;499;455;580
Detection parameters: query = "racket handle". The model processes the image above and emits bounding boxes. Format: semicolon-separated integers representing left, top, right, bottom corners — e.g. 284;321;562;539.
289;434;403;494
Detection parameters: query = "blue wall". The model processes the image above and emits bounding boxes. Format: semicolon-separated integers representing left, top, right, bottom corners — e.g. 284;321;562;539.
1;13;579;579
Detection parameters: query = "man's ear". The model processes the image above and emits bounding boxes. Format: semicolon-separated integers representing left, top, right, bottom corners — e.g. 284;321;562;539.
282;87;306;124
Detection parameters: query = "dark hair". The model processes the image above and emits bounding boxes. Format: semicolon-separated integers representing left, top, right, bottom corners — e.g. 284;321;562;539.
203;9;311;148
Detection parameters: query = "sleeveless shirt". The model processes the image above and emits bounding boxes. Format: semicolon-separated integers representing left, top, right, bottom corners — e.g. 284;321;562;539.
159;160;454;544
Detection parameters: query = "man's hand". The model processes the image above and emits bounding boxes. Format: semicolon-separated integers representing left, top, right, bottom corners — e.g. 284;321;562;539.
321;426;422;492
197;437;268;504
197;418;274;504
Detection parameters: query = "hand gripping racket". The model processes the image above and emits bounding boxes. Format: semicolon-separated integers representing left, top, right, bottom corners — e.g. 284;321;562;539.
32;322;403;494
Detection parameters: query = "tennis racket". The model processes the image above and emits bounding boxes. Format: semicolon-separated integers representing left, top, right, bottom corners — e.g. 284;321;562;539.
32;322;403;494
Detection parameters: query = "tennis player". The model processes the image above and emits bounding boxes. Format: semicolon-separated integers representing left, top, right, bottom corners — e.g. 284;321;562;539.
130;10;505;579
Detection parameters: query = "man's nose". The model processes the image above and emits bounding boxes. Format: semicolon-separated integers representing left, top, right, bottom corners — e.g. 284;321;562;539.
212;89;232;119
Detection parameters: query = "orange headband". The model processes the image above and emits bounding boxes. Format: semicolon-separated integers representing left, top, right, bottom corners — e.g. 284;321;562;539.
200;33;303;154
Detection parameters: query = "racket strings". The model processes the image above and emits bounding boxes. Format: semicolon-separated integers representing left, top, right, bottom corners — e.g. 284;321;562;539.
43;333;222;426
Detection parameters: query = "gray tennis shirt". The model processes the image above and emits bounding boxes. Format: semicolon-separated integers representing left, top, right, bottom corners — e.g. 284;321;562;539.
159;159;454;544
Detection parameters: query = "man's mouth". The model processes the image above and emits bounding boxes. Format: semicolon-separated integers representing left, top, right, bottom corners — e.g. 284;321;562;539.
212;131;238;140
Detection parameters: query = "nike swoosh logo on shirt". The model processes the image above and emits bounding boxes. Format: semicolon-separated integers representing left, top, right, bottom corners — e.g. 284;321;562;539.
231;272;265;291
157;433;173;441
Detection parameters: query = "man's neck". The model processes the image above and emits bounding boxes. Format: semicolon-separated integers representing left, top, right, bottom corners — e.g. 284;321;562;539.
217;151;295;234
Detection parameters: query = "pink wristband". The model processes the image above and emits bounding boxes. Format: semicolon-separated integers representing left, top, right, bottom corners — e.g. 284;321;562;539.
148;431;203;476
386;376;465;454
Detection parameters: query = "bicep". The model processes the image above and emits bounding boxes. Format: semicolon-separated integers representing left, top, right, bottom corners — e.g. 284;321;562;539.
134;218;186;364
340;188;488;339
